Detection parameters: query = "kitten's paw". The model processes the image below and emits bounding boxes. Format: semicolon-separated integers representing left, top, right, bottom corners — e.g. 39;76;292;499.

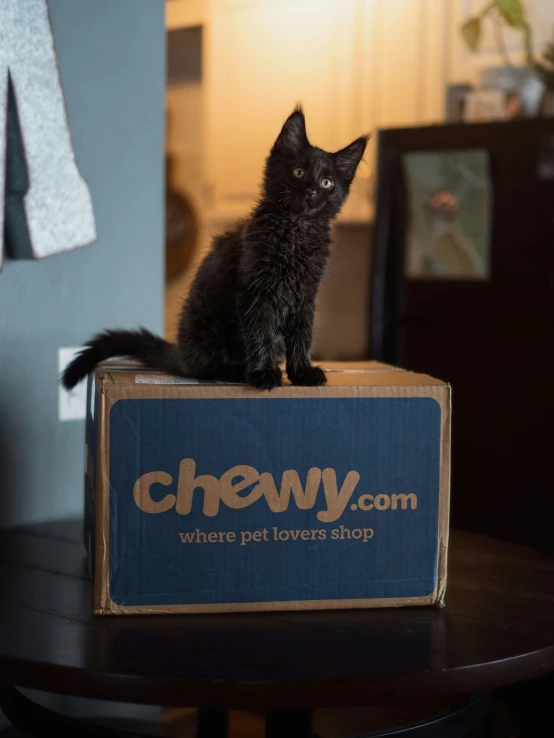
288;365;327;386
248;367;283;391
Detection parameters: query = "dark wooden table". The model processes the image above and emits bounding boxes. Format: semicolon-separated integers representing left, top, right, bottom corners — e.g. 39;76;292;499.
0;522;553;737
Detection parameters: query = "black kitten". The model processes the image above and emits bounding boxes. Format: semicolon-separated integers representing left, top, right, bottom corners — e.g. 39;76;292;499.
62;107;368;391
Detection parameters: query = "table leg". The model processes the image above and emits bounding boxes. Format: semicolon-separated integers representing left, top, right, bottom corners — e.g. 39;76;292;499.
197;709;228;738
265;709;313;738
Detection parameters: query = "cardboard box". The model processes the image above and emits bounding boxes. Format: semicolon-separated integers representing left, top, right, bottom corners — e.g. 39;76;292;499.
85;361;450;615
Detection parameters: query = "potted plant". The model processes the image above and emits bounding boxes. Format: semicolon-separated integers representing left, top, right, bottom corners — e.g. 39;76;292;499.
460;0;546;116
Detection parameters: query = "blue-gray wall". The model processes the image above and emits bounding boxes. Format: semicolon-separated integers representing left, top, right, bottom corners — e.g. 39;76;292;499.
0;0;166;528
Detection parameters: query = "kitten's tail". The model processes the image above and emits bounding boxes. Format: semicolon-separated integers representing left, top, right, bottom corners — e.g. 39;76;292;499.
61;328;184;390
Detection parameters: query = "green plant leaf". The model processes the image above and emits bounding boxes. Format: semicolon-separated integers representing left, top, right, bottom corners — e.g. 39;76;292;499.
461;17;481;52
495;0;526;28
523;23;534;64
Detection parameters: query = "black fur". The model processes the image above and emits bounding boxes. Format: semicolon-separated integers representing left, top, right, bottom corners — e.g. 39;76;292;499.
62;107;368;391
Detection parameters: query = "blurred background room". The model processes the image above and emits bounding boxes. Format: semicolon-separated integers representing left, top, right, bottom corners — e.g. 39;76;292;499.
1;1;554;734
164;0;554;559
164;0;554;359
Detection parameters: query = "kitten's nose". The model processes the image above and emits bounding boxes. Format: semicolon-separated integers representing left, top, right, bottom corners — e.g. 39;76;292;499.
307;189;317;199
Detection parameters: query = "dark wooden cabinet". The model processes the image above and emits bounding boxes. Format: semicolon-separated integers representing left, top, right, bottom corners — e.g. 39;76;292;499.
370;119;554;554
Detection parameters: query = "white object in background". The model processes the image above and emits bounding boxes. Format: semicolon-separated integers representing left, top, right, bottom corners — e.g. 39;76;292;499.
58;347;87;421
0;0;97;271
90;383;95;421
479;66;546;117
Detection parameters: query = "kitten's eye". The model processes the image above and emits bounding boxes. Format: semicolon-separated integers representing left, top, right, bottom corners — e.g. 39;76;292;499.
320;177;334;190
293;167;304;178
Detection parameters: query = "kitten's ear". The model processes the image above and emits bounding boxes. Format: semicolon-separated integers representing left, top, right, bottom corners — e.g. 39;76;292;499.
273;106;309;153
334;135;370;181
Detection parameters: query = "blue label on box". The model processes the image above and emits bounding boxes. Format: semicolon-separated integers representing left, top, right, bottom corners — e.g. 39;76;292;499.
108;397;441;607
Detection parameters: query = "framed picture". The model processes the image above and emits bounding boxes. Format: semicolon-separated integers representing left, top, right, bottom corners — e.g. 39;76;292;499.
402;149;492;280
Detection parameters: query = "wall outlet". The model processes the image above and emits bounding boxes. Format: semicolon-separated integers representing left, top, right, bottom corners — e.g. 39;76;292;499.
58;347;86;421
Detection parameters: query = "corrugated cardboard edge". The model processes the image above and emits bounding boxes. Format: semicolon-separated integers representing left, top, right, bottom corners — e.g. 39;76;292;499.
93;375;451;615
436;383;451;608
95;593;440;616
